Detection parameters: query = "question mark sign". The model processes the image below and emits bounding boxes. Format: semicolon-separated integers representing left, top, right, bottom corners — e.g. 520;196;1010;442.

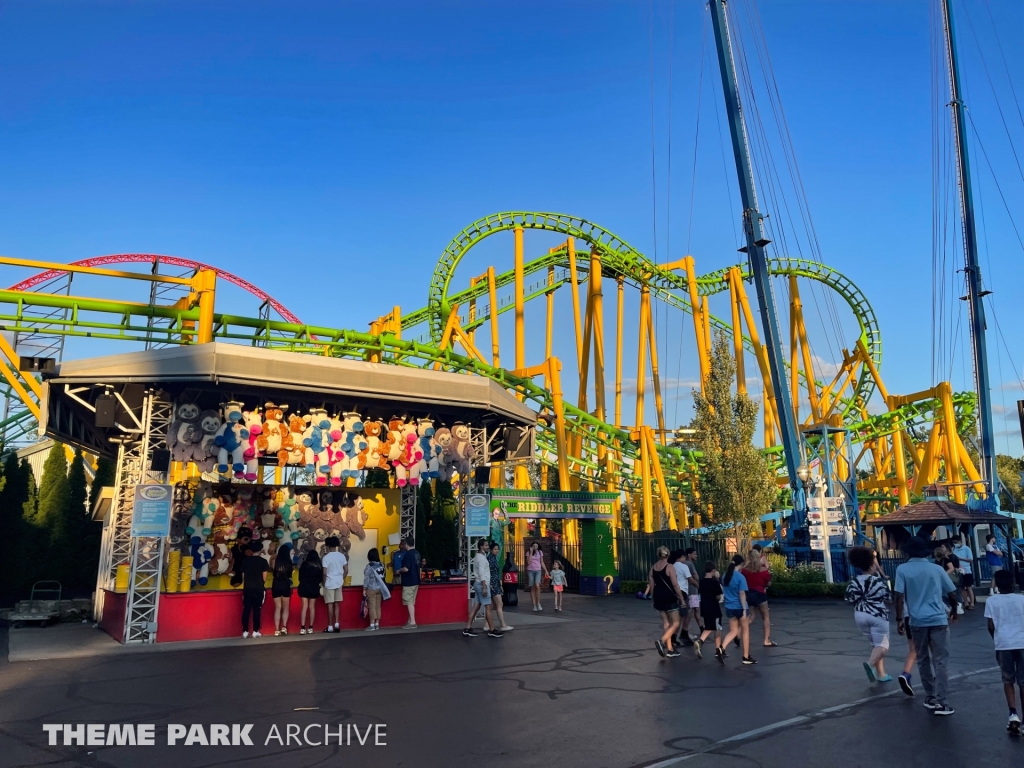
603;575;614;594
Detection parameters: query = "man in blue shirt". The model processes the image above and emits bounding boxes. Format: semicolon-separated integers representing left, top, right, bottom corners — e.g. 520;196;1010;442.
397;536;421;629
894;537;961;716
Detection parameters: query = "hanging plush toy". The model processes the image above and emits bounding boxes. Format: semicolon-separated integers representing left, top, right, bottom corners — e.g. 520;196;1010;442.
434;426;454;482
195;409;222;472
325;414;347;486
358;420;389;470
284;413;307;466
190;537;213;586
340;412;367;481
385;417;404;465
257;402;292;465
240;407;263;481
450;421;474;479
213;401;249;476
417;417;441;481
276;488;301;547
167;401;203;464
301;408;332;484
341;492;368;541
393;419;422;487
185;489;217;538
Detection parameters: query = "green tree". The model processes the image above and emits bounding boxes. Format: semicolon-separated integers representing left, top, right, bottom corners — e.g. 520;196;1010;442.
429;480;460;566
687;331;776;537
996;454;1024;510
92;455;115;500
51;449;101;592
36;443;70;529
364;468;391;488
0;456;40;595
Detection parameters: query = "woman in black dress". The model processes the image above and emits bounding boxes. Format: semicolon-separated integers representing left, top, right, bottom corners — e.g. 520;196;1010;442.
271;545;294;636
648;545;686;658
297;549;322;635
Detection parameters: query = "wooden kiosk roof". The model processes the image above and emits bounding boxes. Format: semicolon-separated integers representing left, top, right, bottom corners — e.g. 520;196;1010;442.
877;498;1009;527
40;342;536;457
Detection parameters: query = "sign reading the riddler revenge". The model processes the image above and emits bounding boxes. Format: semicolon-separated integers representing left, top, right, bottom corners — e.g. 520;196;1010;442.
489;489;618;519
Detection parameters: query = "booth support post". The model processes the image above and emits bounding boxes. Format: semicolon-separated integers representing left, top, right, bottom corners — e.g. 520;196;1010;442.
400;484;417;545
121;391;174;644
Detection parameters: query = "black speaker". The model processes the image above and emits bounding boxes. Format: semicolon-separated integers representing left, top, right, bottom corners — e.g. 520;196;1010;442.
150;449;171;473
501;425;533;460
95;395;117;428
473;466;491;485
18;356;55;373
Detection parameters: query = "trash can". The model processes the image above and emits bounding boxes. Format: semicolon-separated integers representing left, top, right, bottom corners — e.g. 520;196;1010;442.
502;553;519;607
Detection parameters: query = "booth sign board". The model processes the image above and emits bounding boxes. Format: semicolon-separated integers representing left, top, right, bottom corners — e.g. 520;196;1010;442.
489;489;618;519
465;494;491;537
131;484;174;537
808;496;844;510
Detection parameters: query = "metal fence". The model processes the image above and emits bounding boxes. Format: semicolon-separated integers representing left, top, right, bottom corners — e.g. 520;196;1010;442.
616;530;730;582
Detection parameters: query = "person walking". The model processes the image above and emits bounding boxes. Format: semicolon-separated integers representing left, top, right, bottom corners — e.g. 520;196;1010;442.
670;549;694;646
985;569;1024;735
321;536;348;633
550;560;567;611
362;548;390;631
397;536;421;628
271;545;293;636
526;541;549;612
648;546;685;658
488;542;513;631
951;537;976;610
741;550;776;648
695;561;724;660
682;548;704;640
720;554;756;665
465;539;502;637
894;536;961;716
297;548;322;634
986;534;1005;575
240;543;269;639
845;545;893;683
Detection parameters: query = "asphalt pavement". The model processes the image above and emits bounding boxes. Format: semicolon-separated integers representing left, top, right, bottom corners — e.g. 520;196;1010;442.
0;593;1020;768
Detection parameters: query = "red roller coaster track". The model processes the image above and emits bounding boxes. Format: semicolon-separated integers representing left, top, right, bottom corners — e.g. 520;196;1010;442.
7;254;303;325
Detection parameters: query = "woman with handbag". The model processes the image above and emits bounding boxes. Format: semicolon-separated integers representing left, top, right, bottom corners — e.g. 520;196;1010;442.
362;548;390;631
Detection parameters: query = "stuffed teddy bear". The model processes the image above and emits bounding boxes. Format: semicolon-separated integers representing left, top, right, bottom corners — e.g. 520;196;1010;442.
413;417;437;482
385;417;404;463
392;418;422;486
256;402;292;466
167;401;203;464
228;489;256;538
341;492;367;541
275;488;301;546
240;407;263;481
358;420;389;470
282;413;306;466
213;401;248;476
340;412;367;481
301;408;332;484
450;421;474;479
208;542;232;576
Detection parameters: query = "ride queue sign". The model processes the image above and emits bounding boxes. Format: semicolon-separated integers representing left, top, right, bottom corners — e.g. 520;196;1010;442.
489;489;618;519
465;494;491;537
131;484;174;538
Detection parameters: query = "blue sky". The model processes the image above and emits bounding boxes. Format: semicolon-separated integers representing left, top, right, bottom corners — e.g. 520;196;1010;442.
2;1;1023;452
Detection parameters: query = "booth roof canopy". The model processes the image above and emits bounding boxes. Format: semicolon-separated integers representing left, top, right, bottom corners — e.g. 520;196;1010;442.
878;499;1010;527
46;342;537;425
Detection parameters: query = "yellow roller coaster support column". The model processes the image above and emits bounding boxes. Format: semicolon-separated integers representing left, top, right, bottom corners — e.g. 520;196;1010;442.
646;288;667;446
728;268;746;395
487;266;500;368
939;382;964;503
888;395;911;507
615;277;624;429
514;226;525;372
734;273;780;446
635;286;650;431
789;277;801;425
567;238;583;371
643;426;678;530
633;427;654;533
683;256;710;389
0;334;42;420
792;278;822;420
192;269;217;344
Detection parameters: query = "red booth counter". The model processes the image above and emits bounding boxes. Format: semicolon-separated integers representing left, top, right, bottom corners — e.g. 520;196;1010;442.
100;583;468;643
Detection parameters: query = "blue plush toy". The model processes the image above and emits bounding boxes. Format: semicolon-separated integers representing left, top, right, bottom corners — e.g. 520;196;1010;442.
213;400;249;475
301;408;332;483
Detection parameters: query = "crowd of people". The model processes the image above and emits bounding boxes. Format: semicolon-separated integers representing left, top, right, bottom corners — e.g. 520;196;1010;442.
236;533;423;638
646;544;774;664
844;535;1024;731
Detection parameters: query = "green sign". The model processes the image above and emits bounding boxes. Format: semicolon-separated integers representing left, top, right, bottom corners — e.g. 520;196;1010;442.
489;489;618;520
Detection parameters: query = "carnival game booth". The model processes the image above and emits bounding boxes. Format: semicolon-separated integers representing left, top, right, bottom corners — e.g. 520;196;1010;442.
40;343;536;644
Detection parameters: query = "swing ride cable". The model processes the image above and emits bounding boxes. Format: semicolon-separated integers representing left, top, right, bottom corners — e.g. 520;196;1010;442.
685;9;706;256
981;0;1024;134
663;0;675;413
966;113;1024;252
648;0;659;267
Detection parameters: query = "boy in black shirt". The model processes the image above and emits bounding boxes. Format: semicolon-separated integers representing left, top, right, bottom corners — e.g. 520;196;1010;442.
240;544;269;638
695;561;724;661
230;527;253;587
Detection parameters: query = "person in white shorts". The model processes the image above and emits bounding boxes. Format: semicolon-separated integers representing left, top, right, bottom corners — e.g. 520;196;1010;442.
321;536;348;633
845;545;893;684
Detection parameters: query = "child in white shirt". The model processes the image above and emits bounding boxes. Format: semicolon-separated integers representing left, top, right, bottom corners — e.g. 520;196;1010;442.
985;570;1024;734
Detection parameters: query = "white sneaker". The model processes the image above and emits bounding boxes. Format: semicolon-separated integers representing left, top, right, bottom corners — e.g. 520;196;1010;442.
252;631;262;638
242;631;249;639
365;625;375;631
500;626;514;631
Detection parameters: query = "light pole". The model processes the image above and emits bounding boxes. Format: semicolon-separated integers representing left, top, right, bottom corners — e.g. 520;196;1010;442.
797;464;834;584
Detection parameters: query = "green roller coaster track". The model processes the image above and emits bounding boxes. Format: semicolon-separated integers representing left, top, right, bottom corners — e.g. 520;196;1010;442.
0;212;973;506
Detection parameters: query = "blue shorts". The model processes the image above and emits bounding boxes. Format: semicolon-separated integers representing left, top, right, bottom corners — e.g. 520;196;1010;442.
528;570;543;587
473;581;492;606
725;607;746;620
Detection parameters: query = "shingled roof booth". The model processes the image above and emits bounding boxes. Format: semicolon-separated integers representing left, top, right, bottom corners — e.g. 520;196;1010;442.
41;343;536;644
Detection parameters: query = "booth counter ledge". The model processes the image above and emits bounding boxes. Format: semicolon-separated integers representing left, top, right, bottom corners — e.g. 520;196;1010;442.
99;583;467;643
